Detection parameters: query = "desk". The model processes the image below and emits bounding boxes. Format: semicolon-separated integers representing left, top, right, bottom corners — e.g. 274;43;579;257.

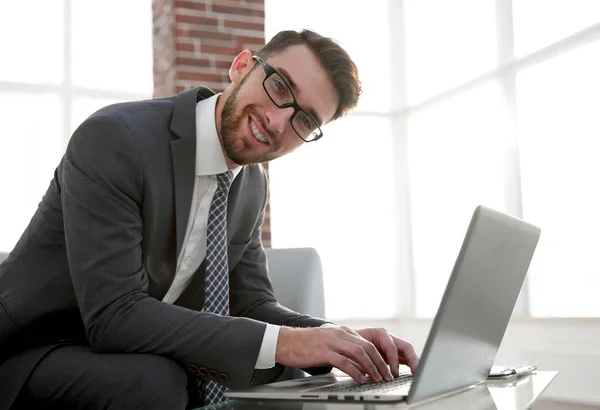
201;371;557;410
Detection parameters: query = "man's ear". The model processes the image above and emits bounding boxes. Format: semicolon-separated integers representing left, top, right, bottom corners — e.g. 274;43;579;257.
229;50;254;85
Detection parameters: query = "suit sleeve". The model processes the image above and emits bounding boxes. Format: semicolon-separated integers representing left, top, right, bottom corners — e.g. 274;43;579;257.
60;114;266;389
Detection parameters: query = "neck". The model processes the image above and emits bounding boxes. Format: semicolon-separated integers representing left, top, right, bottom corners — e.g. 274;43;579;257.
213;91;240;169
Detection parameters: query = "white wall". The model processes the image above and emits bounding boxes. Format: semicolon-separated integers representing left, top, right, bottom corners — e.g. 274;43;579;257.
337;317;600;406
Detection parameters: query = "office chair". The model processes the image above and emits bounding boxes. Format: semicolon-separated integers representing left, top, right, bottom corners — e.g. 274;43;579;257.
264;247;326;381
264;247;325;319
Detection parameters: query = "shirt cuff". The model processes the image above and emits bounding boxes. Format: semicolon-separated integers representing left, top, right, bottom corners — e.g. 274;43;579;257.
255;324;281;369
254;322;338;369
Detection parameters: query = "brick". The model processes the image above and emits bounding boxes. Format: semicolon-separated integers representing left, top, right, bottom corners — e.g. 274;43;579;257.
200;43;240;56
177;18;220;29
175;0;207;11
215;59;233;69
176;41;195;52
211;3;254;17
175;13;216;25
223;18;263;31
175;56;212;67
178;71;224;82
202;38;236;49
188;29;232;42
235;34;264;46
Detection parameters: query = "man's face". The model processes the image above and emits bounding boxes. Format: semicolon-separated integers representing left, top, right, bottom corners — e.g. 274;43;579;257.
217;45;339;166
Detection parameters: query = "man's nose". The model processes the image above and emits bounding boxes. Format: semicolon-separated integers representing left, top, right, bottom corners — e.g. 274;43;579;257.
266;106;294;135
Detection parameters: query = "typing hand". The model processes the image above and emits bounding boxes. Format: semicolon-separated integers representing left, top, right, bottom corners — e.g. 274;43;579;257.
354;327;419;376
275;326;419;384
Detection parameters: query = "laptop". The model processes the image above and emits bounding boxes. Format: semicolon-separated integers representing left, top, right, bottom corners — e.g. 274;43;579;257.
225;205;541;404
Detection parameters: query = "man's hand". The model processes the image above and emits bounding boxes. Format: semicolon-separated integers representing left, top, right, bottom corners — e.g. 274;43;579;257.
275;326;419;384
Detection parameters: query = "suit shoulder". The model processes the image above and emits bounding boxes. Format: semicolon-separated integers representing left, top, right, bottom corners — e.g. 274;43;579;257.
90;95;176;123
245;164;268;186
82;96;177;149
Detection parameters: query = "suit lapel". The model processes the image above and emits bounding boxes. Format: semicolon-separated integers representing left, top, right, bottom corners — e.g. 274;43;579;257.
226;168;244;244
169;87;216;257
170;138;195;257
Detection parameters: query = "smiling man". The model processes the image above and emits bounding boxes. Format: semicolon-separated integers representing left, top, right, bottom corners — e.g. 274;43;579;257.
0;30;418;410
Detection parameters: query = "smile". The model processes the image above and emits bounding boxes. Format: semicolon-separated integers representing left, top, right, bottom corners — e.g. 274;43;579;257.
250;120;268;144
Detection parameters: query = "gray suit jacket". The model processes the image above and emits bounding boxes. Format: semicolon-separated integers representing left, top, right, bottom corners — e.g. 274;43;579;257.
0;87;328;409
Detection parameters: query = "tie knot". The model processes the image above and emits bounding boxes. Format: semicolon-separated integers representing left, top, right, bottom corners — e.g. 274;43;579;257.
217;171;233;191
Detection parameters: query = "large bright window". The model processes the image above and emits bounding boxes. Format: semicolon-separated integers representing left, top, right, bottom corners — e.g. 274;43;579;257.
266;0;600;319
518;40;600;317
0;0;153;252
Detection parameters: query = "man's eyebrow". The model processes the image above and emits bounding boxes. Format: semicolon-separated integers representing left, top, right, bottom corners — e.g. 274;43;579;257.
276;65;324;126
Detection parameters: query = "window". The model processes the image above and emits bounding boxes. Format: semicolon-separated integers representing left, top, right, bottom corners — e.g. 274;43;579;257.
408;82;509;316
269;115;396;319
404;0;497;105
518;40;600;317
0;0;153;252
266;0;600;319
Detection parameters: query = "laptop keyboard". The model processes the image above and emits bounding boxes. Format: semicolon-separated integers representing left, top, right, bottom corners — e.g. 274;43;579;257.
306;373;413;394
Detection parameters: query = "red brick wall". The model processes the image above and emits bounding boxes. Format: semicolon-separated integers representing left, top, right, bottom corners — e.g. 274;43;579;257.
152;0;271;247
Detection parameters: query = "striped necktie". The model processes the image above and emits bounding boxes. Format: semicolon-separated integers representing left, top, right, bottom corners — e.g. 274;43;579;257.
201;170;233;405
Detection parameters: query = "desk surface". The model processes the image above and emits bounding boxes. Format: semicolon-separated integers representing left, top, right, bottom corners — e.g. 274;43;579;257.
202;371;558;410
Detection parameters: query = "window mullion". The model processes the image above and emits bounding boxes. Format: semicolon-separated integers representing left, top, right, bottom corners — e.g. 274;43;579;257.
496;0;530;316
389;0;415;318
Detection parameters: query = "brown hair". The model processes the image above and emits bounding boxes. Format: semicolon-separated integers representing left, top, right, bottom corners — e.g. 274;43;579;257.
256;29;361;121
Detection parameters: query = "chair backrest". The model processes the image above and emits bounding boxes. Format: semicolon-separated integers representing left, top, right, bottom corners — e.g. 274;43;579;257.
264;247;325;319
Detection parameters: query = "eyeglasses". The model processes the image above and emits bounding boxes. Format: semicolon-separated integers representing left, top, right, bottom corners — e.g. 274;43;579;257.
252;55;323;142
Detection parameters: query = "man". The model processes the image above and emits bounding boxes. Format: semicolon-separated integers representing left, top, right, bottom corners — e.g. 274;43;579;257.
0;29;418;409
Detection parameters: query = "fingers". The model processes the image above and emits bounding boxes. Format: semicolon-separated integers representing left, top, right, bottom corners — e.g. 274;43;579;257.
391;335;420;373
361;329;397;380
337;339;388;382
330;353;367;383
397;356;410;365
378;332;401;377
277;326;419;385
332;328;390;383
353;328;399;380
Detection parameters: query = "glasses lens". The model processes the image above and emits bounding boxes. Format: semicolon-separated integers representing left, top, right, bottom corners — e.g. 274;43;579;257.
264;73;294;106
292;110;320;141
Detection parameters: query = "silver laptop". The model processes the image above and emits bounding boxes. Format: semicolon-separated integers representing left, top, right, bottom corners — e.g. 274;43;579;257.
225;205;541;404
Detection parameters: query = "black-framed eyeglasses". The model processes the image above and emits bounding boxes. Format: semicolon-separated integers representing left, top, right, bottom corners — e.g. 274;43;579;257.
252;55;323;143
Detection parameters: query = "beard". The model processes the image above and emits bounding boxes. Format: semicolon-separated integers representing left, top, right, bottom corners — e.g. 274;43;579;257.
220;83;279;166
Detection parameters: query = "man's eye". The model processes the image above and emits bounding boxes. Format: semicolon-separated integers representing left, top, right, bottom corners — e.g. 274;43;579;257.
298;113;314;131
273;78;286;93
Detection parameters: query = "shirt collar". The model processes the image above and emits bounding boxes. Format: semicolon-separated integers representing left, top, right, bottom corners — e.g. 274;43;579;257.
195;93;242;179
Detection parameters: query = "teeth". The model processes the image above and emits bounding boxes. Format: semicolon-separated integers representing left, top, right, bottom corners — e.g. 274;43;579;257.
250;121;267;143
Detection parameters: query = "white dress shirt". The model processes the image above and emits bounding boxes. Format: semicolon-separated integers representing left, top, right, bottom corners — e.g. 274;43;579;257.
161;94;279;369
